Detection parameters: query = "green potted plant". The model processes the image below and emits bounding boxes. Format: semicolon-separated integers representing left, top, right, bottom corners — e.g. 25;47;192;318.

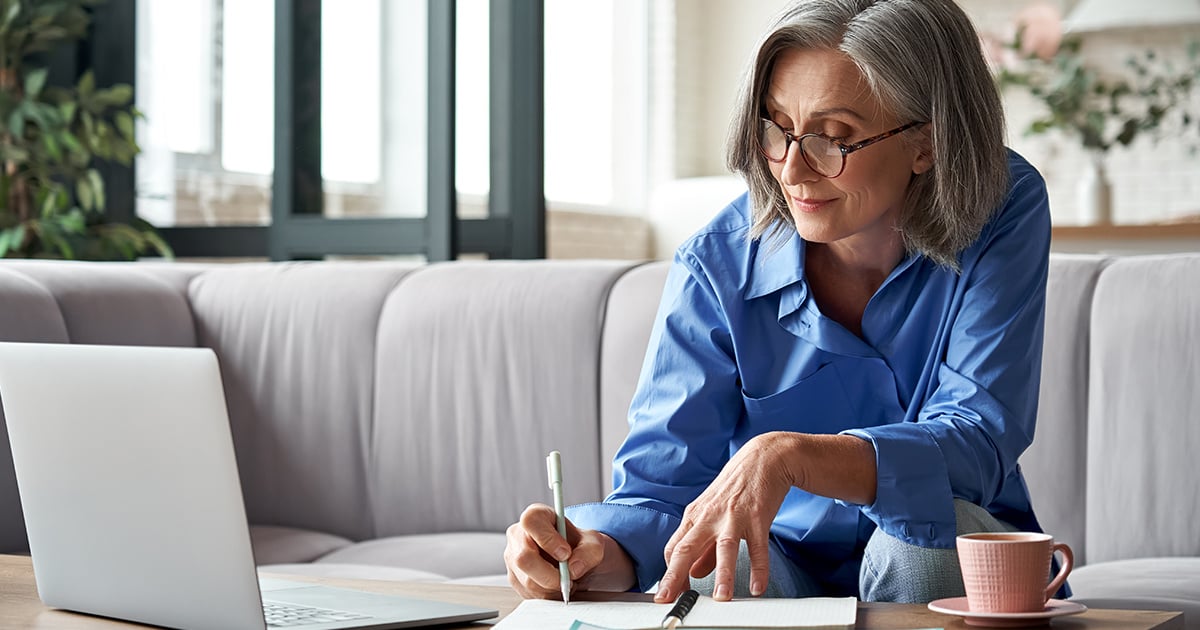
0;0;170;259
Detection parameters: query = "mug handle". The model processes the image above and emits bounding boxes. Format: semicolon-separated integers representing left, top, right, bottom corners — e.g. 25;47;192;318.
1044;542;1074;601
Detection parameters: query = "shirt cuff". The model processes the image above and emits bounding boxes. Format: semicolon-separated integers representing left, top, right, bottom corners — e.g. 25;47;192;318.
566;501;681;593
839;424;957;549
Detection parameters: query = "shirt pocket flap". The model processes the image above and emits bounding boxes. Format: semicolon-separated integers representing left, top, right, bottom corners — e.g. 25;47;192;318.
740;362;854;433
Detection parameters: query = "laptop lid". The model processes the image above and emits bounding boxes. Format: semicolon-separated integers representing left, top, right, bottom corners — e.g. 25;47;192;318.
0;342;497;630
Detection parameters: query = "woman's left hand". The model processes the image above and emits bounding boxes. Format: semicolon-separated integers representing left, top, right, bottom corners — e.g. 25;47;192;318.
655;431;801;603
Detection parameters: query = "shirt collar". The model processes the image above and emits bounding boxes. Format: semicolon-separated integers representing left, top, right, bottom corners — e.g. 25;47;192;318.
744;228;806;300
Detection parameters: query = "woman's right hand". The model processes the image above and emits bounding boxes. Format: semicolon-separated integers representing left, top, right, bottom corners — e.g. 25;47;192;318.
504;503;637;599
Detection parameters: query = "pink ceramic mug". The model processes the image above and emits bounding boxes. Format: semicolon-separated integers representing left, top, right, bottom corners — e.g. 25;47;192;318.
956;532;1073;613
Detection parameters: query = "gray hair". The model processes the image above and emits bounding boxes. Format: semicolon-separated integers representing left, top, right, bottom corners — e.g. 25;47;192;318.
726;0;1008;269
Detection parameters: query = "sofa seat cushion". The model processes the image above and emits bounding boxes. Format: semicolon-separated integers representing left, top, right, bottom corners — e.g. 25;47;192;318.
249;525;353;564
259;563;451;582
315;532;507;580
1070;557;1199;627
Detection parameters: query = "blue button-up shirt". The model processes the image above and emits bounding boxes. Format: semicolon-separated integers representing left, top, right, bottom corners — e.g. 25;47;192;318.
568;150;1052;595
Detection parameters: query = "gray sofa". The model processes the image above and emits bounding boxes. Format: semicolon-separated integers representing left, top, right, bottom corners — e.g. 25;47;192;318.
0;255;1195;626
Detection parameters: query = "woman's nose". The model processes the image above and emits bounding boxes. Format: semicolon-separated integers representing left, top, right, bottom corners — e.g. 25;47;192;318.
779;143;821;186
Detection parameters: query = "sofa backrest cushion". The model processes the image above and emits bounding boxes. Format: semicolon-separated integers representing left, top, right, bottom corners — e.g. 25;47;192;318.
1085;254;1200;563
1;261;199;347
370;261;637;536
188;262;417;542
1021;253;1108;565
598;261;670;495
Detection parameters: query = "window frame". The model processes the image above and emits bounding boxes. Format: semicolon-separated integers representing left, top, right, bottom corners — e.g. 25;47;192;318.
101;0;546;260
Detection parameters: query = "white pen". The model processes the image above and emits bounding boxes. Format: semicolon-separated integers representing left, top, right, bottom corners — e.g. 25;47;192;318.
546;450;571;604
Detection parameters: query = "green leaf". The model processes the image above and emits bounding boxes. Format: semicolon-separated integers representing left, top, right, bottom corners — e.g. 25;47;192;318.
56;186;70;213
76;178;93;211
0;225;23;257
22;100;49;130
76;70;94;98
23;67;48;98
142;229;173;259
61;208;86;233
95;84;133;107
58;101;76;123
8;104;23;138
1;0;19;27
115;111;134;140
39;185;57;216
27;26;71;52
59;129;83;155
87;169;104;211
31;220;74;259
80;110;95;143
42;133;61;162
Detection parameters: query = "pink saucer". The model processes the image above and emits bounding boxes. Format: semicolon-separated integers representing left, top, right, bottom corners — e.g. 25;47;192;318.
927;597;1087;627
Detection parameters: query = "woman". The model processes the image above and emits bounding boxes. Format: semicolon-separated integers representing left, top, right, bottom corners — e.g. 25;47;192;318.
505;0;1054;605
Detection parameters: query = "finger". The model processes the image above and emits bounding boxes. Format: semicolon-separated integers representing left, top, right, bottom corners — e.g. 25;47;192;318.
505;545;548;599
663;506;702;565
505;521;569;597
656;531;708;603
567;530;605;580
520;503;571;562
745;534;771;597
710;534;740;601
688;540;717;579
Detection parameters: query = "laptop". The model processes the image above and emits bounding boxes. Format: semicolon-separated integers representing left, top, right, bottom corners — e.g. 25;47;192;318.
0;342;498;630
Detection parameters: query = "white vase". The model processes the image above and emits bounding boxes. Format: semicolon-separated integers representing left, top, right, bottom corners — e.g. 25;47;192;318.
1077;153;1113;225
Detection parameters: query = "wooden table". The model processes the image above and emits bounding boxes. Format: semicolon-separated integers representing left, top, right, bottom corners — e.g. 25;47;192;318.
0;554;1182;629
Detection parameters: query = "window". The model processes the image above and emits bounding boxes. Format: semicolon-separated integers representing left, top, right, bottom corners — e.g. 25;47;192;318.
131;0;657;259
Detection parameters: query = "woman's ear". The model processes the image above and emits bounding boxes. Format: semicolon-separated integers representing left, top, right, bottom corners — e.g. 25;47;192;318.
911;124;934;175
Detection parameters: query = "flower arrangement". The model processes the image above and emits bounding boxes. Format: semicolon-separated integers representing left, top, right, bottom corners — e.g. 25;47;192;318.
985;4;1200;156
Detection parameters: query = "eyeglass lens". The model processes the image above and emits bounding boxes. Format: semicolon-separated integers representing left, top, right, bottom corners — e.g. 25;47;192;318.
760;122;843;177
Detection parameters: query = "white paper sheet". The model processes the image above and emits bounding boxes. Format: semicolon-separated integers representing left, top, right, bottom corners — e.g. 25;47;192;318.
493;595;857;629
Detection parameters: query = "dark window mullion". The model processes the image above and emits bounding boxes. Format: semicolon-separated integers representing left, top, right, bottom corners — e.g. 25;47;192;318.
489;0;544;259
271;0;322;260
426;0;456;262
86;0;137;226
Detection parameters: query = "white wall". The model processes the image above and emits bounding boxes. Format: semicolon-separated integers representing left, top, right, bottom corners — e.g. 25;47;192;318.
674;0;784;178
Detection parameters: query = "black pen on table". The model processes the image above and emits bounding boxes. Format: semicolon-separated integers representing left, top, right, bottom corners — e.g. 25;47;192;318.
661;589;699;630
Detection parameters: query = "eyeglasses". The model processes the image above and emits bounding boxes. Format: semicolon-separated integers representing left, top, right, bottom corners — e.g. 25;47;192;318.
757;119;926;178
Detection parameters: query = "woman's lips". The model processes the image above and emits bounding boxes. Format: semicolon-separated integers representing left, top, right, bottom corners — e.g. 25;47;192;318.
791;197;835;213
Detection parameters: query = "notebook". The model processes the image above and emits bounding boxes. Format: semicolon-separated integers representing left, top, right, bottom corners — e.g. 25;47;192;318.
493;594;857;629
0;342;498;630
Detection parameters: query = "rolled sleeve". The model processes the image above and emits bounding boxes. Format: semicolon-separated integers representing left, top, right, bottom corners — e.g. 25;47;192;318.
841;424;956;547
566;501;681;592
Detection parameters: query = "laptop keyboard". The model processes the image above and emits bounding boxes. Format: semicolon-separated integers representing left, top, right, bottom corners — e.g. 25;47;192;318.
262;600;373;627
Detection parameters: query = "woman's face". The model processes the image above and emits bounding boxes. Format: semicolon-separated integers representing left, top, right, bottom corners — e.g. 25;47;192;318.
763;47;931;249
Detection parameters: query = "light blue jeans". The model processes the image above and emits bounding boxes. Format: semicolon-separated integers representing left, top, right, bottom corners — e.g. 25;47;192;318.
688;500;1015;602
